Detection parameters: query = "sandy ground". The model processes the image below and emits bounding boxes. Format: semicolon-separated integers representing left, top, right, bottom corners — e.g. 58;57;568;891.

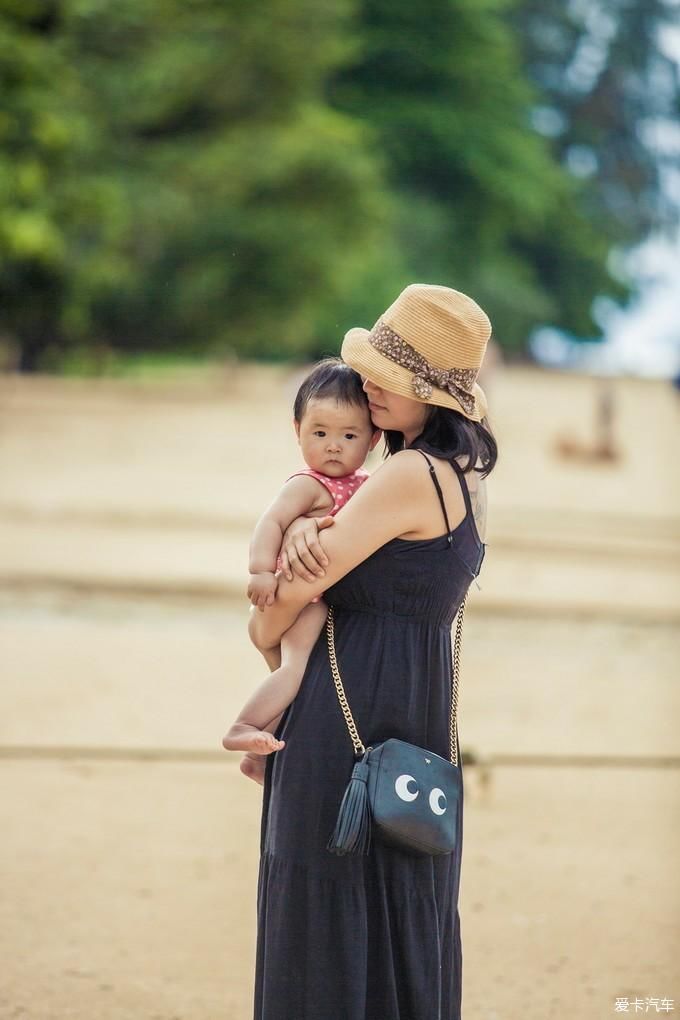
0;365;679;1020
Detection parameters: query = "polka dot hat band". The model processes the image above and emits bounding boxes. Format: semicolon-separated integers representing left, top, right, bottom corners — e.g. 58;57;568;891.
341;283;492;421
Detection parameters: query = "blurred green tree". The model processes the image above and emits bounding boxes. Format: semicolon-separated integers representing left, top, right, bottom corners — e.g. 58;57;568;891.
0;0;390;368
0;0;675;367
0;1;86;370
513;0;680;337
518;0;679;241
328;0;638;352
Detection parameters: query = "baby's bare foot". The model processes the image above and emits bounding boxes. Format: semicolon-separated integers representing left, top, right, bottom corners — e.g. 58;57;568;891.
240;752;266;786
222;724;285;755
249;731;285;754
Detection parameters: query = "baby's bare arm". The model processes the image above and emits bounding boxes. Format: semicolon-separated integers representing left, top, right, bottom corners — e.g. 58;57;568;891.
249;451;432;651
249;475;331;574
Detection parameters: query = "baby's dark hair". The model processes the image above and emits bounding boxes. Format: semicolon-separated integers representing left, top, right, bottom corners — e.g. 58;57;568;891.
293;356;371;423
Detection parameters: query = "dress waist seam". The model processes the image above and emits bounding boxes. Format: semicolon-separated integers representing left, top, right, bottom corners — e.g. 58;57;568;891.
326;603;454;630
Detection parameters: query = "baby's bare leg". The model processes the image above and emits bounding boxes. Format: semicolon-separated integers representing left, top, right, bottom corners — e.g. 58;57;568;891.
223;601;328;759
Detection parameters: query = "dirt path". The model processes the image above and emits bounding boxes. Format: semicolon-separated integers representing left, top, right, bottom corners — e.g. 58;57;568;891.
0;366;678;1019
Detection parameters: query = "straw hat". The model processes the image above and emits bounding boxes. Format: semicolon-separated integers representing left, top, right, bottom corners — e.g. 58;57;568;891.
341;283;491;421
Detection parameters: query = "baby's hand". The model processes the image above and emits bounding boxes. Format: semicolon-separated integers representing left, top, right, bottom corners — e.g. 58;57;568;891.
247;571;278;611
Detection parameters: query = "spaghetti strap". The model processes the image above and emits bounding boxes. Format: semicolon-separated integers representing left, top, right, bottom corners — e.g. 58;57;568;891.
448;456;475;520
415;449;454;545
416;448;481;553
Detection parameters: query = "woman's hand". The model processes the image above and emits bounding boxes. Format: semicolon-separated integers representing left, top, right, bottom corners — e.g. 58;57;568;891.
279;514;335;582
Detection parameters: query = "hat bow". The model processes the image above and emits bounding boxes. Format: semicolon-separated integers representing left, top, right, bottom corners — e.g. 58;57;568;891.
370;320;478;416
412;366;477;414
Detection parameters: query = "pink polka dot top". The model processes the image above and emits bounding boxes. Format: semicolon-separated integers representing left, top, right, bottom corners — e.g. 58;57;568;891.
285;466;370;515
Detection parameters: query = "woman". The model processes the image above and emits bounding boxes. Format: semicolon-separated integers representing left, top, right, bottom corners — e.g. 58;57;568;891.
248;283;497;1020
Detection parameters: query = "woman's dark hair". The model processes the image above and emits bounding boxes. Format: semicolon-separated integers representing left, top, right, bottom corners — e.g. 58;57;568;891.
293;357;372;424
384;405;498;478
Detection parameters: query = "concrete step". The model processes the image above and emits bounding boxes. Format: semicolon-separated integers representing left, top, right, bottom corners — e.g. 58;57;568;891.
1;514;677;623
1;600;677;759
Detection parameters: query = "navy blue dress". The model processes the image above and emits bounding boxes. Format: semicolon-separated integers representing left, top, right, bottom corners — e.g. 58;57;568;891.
254;445;486;1020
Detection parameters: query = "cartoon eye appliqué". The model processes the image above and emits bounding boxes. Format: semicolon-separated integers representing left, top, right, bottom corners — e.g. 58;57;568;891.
394;774;419;802
429;788;447;816
394;775;448;815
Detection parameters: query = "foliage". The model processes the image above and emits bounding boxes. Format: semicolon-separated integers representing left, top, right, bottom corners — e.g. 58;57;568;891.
0;0;676;369
328;0;676;349
514;0;680;335
0;0;389;368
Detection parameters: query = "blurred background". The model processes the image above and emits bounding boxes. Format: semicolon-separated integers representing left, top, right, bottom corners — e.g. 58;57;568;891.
1;1;679;1018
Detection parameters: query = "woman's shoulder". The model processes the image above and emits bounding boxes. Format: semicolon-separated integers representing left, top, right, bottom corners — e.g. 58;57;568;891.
367;448;436;487
346;451;435;519
384;447;480;486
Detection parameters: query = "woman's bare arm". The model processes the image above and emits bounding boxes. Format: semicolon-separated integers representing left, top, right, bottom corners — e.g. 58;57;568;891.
249;451;427;652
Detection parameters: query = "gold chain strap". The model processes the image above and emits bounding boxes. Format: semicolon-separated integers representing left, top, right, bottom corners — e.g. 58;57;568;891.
325;607;366;756
325;593;468;766
450;592;466;766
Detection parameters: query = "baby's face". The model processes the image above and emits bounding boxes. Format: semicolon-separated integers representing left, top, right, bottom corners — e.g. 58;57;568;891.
295;397;380;477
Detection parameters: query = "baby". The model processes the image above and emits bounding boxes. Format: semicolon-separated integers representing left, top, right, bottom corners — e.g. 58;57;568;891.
222;358;381;783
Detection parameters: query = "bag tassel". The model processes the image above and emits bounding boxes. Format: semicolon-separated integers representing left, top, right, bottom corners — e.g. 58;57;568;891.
327;753;372;856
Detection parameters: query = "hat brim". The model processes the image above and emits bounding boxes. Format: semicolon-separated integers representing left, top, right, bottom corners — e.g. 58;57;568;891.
341;327;487;422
